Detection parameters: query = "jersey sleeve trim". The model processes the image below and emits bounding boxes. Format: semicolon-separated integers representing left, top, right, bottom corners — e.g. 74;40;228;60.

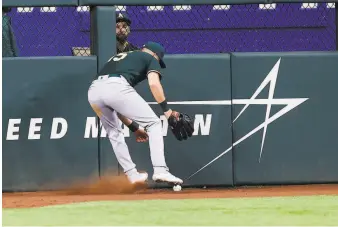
147;70;163;80
147;70;162;76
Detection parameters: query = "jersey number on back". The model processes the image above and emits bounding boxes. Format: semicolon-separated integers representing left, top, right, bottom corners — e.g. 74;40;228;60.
108;52;128;62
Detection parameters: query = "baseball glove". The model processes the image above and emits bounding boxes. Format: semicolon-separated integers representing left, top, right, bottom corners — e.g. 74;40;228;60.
168;111;194;141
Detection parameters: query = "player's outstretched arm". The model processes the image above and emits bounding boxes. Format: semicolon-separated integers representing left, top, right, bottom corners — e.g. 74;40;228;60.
147;71;173;118
148;71;195;141
117;113;148;142
117;112;133;126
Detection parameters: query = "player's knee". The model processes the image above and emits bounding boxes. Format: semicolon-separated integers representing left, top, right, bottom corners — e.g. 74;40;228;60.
107;129;125;143
146;117;161;131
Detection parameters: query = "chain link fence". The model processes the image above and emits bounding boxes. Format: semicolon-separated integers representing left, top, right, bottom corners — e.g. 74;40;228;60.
2;6;91;57
2;3;336;57
123;3;336;53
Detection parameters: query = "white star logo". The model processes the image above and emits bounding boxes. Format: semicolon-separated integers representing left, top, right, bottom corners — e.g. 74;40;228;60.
149;58;309;179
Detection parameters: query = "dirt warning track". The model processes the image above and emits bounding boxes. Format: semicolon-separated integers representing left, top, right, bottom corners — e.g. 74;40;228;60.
3;175;338;208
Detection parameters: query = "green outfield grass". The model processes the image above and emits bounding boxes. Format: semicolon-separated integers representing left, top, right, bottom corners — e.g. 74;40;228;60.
3;195;338;226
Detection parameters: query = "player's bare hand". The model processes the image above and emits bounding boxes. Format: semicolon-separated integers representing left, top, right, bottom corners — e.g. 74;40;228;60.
134;128;149;143
164;109;180;120
165;109;180;120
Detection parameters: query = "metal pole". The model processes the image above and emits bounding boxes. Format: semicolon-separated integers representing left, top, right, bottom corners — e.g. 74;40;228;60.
336;5;338;50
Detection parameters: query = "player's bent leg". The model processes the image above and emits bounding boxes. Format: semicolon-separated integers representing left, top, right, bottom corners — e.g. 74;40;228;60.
145;118;182;184
100;108;148;184
88;87;147;184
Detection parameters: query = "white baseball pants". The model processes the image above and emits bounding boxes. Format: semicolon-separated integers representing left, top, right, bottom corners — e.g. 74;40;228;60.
87;75;169;174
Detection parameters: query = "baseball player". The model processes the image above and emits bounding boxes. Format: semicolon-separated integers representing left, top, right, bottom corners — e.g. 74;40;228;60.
88;42;194;185
115;12;138;54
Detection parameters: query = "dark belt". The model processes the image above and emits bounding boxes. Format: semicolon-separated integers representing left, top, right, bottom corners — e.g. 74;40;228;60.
109;74;134;87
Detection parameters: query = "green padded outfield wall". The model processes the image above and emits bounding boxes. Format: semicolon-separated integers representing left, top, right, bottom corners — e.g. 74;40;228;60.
3;53;338;191
231;52;338;185
2;57;101;191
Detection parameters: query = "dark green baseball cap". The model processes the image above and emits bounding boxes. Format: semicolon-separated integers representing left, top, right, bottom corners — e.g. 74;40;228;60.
116;12;131;26
143;41;166;68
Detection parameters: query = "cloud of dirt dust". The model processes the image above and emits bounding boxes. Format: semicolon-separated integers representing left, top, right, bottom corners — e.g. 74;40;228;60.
41;171;148;196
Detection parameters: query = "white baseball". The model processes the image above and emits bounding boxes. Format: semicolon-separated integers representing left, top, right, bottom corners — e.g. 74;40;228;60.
173;185;182;192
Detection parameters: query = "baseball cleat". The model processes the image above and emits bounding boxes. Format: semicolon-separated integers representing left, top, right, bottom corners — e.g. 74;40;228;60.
152;172;183;185
127;172;148;184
